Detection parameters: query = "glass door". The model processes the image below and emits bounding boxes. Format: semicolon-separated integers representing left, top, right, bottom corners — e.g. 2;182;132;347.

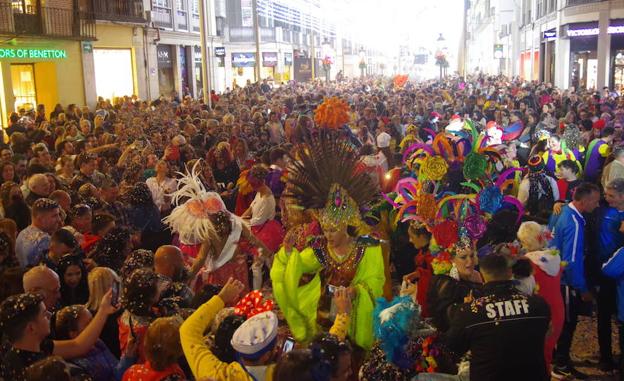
613;51;624;93
10;64;36;112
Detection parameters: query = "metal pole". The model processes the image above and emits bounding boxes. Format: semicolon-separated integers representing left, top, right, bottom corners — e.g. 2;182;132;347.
311;32;316;81
252;0;261;83
198;0;211;108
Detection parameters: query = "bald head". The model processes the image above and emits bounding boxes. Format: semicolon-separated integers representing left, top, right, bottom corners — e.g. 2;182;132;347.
154;245;185;280
23;265;61;312
28;173;50;197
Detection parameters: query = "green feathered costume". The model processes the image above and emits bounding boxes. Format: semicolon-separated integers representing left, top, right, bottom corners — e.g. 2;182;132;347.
270;131;384;350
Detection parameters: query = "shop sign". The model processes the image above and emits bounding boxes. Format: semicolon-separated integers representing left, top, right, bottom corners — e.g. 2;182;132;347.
262;52;278;67
543;30;556;40
157;45;173;68
232;52;256;67
284;52;293;66
294;55;312;82
215;47;226;57
0;48;67;59
567;25;624;37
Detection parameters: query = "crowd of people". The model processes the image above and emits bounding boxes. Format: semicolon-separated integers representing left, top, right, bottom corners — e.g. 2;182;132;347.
0;74;623;381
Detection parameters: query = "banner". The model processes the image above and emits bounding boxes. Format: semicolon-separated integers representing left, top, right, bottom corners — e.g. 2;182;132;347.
262;52;278;67
232;52;256;67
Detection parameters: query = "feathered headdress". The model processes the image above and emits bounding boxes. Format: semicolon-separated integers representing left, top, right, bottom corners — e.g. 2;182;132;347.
385;121;524;273
163;161;228;245
285;131;378;231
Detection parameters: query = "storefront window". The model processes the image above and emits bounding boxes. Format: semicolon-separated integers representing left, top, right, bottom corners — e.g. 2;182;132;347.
10;64;36;111
11;0;37;13
571;51;598;90
614;51;624;93
93;48;135;101
157;45;175;97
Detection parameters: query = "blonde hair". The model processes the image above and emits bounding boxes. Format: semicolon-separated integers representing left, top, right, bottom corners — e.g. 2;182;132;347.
144;317;183;371
86;267;119;311
517;221;545;252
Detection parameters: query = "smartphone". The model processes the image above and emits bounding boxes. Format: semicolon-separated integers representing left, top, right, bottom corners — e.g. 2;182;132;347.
111;281;119;306
327;284;337;296
282;337;295;353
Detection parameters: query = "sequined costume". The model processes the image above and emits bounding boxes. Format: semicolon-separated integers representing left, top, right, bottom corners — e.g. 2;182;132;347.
270;130;385;349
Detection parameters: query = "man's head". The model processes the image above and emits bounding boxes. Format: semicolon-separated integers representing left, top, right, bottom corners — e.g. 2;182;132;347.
28;173;51;197
154;245;187;282
557;159;579;181
32;143;52;167
31;198;62;234
231;311;278;364
23;265;61;312
572;182;601;213
75;153;96;176
49;190;71;212
606;178;624;211
269;148;287;168
0;293;50;344
602;126;615;143
56;140;75;156
99;177;119;203
69;204;92;234
479;253;512;283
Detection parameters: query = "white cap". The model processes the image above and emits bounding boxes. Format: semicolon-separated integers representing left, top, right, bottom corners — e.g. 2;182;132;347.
377;132;391;148
230;311;278;356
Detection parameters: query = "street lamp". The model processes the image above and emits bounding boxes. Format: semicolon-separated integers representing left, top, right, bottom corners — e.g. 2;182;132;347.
321;39;333;83
358;47;366;78
435;33;448;81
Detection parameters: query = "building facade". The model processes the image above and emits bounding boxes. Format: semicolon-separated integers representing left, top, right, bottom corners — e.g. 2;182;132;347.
0;0;97;127
467;0;624;91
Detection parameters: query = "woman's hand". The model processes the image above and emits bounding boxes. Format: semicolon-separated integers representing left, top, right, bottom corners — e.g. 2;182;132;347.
99;289;120;315
333;287;352;315
218;277;245;306
553;202;564;215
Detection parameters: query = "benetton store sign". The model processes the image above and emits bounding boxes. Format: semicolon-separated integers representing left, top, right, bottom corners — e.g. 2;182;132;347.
0;48;67;59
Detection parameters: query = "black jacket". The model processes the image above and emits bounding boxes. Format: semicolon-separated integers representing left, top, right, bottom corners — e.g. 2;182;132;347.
445;280;550;381
426;274;483;332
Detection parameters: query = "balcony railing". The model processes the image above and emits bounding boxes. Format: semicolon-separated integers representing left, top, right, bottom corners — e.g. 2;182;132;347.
90;0;145;23
0;3;96;40
190;13;200;32
566;0;605;6
152;6;173;28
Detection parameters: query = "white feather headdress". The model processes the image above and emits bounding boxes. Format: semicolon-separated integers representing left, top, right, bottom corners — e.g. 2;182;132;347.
163;161;226;245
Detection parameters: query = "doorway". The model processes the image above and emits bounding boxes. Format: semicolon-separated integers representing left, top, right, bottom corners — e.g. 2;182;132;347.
571;50;598;90
10;63;36;112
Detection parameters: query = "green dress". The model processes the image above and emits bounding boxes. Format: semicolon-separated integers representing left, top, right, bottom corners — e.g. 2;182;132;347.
270;237;385;350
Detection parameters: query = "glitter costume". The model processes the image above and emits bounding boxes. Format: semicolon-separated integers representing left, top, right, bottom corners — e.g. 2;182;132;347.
270;131;385;350
163;162;265;292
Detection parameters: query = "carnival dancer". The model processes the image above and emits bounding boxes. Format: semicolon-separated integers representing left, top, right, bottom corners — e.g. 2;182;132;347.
270;130;385;351
163;163;270;292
